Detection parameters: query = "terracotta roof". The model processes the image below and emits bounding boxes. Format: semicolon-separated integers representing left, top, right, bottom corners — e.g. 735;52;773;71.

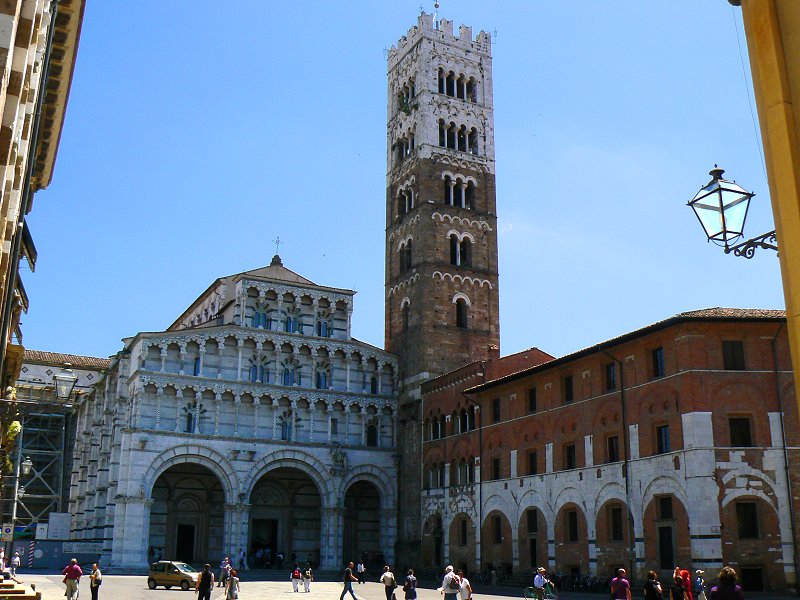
466;307;786;394
23;349;110;371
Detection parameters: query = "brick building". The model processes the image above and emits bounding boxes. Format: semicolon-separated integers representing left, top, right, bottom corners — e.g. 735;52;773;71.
420;308;799;592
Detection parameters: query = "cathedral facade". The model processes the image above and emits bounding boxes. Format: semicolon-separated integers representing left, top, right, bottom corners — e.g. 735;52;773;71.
69;257;399;569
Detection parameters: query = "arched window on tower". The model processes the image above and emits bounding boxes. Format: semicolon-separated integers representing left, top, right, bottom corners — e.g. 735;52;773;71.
316;370;327;389
285;316;297;333
467;77;477;103
404;240;413;271
443;176;453;205
450;235;458;265
439;120;446;147
193;357;201;376
460;409;468;433
468;128;479;155
456;298;468;328
457;126;467;152
370;376;378;394
447;123;457;149
455;182;465;208
468;456;476;483
446;71;455;96
401;301;410;332
465;182;475;210
439;462;446;487
456;75;466;100
460;238;472;267
316;320;330;337
438;68;445;94
366;423;378;447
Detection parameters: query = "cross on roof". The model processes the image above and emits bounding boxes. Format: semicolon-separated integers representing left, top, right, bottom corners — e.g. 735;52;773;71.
272;237;282;255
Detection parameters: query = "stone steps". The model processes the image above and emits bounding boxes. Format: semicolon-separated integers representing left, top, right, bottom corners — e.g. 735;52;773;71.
0;580;40;598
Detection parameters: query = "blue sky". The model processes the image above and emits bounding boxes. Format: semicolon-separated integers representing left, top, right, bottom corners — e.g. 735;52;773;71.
23;1;783;361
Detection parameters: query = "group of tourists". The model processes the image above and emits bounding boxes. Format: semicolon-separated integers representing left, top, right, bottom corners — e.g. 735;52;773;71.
60;558;102;600
290;562;315;592
195;562;240;600
531;566;745;600
339;562;422;600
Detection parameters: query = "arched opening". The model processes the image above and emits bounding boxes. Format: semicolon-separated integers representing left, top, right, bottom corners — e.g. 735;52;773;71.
518;507;546;572
344;481;382;567
554;503;589;577
422;514;444;568
449;513;476;574
465;182;475;209
149;463;225;564
643;493;690;581
249;467;322;568
460;238;472;267
481;510;513;575
720;496;781;591
443;176;453;204
595;500;630;576
456;299;468;328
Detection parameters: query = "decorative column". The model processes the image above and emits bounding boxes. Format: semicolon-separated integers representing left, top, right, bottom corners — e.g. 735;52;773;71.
216;339;224;379
272;399;279;439
253;398;260;438
155;385;163;428
321;506;344;569
194;391;203;433
511;521;520;570
214;392;221;435
346;304;353;338
198;343;205;376
327;406;333;443
290;400;297;440
236;339;244;381
345;358;351;391
174;389;183;432
377;366;383;395
361;407;367;445
233;394;241;436
308;403;315;443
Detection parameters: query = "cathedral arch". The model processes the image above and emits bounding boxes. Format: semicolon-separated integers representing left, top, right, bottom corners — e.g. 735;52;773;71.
144;444;239;504
242;449;333;507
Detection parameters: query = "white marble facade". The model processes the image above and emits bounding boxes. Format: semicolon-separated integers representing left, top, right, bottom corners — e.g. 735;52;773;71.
69;257;399;570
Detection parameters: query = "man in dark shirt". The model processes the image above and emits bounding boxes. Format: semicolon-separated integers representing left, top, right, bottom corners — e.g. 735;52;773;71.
340;561;359;600
196;563;215;600
62;558;83;600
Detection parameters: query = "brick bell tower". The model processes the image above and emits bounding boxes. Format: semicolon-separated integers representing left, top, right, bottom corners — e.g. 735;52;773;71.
385;10;499;565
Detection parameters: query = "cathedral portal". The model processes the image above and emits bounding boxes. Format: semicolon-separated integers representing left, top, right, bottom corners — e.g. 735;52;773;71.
149;463;225;563
249;467;321;566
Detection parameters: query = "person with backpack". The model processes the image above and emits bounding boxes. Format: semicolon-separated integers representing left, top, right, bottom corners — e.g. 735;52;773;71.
380;565;398;600
303;563;314;593
441;565;461;600
693;570;707;600
291;563;303;592
403;569;417;600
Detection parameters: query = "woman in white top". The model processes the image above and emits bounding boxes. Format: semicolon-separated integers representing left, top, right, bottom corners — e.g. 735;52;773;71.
458;570;472;600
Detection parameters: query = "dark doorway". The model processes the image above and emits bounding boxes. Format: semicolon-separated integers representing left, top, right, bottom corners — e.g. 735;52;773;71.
250;519;278;565
434;535;443;566
740;568;764;591
657;526;674;570
176;524;195;562
529;538;537;569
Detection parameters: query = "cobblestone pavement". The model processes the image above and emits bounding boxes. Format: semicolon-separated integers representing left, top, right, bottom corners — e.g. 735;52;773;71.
14;574;532;600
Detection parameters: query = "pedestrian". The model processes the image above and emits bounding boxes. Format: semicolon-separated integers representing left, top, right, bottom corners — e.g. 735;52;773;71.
533;567;549;600
644;571;663;600
89;563;102;600
10;551;20;578
147;546;155;566
380;565;398;600
265;547;272;567
403;568;417;600
277;551;284;570
239;548;247;572
709;567;744;600
255;547;263;568
196;564;215;600
292;563;303;592
219;556;231;587
676;569;694;600
458;569;472;600
694;570;707;600
303;563;314;593
611;568;632;600
441;565;461;600
671;573;688;600
340;561;360;600
226;568;240;599
61;557;83;600
357;561;366;584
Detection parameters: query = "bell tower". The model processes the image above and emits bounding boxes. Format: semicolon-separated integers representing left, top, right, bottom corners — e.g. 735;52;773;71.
385;10;499;563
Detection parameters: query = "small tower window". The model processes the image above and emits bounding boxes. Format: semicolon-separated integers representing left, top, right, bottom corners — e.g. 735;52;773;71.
193;357;201;376
460;239;472;267
370;376;378;394
465;183;475;210
450;235;459;265
366;424;378;447
447;123;457;149
439;120;446;147
443;176;453;204
446;71;455;96
457;126;467;152
468;128;479;155
455;183;465;207
438;68;445;94
456;299;468;328
466;78;477;103
404;240;413;271
402;303;409;332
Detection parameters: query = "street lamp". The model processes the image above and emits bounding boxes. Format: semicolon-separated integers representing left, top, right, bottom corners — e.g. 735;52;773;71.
20;457;31;477
688;165;777;258
53;363;78;401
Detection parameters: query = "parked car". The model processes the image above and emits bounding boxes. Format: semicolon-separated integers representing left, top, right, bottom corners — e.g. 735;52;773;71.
147;560;199;590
